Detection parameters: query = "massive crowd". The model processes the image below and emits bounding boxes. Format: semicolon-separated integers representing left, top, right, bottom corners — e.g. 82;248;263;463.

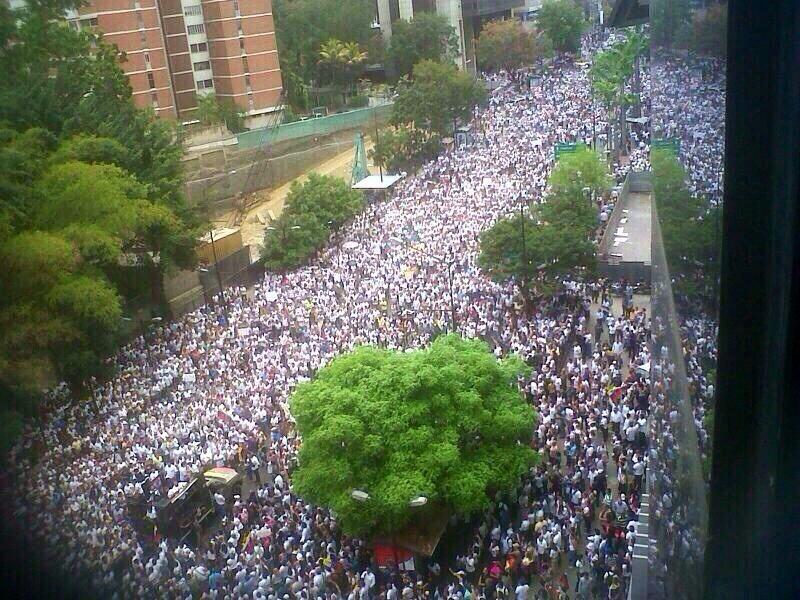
6;31;724;600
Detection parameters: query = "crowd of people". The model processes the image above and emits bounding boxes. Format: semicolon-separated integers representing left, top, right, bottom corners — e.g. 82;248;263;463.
6;30;724;600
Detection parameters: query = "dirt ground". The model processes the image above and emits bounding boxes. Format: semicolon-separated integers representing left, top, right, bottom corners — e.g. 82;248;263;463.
215;137;375;249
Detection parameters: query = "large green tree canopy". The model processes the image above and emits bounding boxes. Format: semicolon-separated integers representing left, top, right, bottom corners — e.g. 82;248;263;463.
478;146;608;304
392;60;486;137
261;173;364;270
291;335;537;537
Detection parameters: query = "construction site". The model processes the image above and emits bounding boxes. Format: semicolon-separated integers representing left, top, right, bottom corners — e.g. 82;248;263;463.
162;100;391;316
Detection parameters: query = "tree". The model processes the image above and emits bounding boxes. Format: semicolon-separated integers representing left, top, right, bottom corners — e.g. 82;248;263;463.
478;146;607;305
476;19;551;74
392;60;486;137
549;146;611;197
0;0;196;247
386;13;460;79
291;334;537;537
690;2;727;58
590;31;648;157
478;213;596;305
261;173;363;270
369;125;442;172
650;0;691;48
0;230;123;398
273;0;375;85
196;93;247;133
318;39;368;93
536;0;585;53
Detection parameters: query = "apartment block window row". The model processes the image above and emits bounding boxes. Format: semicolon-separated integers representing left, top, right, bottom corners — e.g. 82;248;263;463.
196;79;214;90
184;5;202;16
147;72;156;89
187;24;205;35
190;42;208;53
193;61;211;71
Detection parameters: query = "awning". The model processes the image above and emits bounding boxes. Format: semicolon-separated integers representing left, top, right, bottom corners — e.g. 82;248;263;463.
352;174;403;190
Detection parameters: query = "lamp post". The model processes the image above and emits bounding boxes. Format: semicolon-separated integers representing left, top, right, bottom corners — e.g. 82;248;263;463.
266;223;301;246
197;267;211;306
122;315;163;364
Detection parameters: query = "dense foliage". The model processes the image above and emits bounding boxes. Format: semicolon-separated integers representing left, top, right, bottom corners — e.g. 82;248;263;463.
369;125;442;173
260;174;363;270
590;31;648;157
536;0;585;53
476;19;552;74
386;13;460;79
0;1;197;427
291;334;537;537
392;60;486;137
196;94;247;133
478;147;608;304
273;0;377;110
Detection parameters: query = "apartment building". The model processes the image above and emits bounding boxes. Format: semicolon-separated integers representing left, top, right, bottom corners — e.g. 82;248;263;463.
63;0;283;122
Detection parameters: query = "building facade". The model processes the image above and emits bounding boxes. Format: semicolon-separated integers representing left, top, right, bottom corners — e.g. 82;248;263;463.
63;0;282;122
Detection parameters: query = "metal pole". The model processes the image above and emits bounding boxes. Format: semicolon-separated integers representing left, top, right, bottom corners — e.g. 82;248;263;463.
209;228;227;311
448;261;457;332
520;204;528;289
374;112;383;182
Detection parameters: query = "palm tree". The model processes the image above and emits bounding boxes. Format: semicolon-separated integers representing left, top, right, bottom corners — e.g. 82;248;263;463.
319;39;368;97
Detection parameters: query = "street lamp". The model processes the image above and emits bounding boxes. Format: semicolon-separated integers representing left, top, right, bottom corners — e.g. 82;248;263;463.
197;267;211;305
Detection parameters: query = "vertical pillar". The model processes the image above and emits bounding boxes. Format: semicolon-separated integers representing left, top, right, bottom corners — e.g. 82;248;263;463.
399;0;414;20
436;0;466;69
377;0;393;40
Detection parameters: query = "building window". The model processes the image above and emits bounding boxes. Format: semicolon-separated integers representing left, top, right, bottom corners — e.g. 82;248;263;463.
242;56;249;72
239;38;245;52
184;5;202;16
187;24;205;35
151;93;159;109
237;20;243;36
233;1;240;16
248;95;254;111
190;42;208;53
193;61;211;71
134;0;140;8
80;17;98;27
197;79;214;90
147;72;156;89
136;13;144;29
